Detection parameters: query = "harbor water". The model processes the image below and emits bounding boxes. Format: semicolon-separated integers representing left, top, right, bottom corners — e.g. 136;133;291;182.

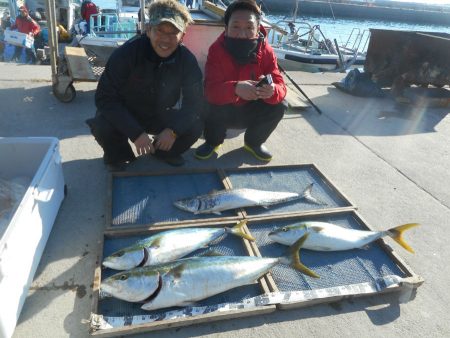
265;13;450;48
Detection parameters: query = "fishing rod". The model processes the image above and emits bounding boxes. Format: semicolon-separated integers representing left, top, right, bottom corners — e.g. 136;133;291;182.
278;64;323;115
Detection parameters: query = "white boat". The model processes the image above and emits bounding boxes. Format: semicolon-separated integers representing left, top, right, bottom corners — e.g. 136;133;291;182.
267;20;369;72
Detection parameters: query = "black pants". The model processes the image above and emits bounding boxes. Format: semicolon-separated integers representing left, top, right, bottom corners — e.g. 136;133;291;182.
86;112;203;165
204;100;287;147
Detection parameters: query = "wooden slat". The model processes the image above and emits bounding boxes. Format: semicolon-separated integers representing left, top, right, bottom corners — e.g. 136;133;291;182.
90;306;276;336
64;46;97;81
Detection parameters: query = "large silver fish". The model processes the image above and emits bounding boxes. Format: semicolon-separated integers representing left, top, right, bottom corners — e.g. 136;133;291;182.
101;235;319;310
173;183;324;215
268;221;419;253
103;220;254;270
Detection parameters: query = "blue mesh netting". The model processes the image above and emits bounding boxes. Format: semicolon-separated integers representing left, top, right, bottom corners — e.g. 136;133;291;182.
227;166;351;216
111;172;237;226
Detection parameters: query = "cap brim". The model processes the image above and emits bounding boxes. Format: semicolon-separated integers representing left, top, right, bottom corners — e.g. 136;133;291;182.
150;18;185;32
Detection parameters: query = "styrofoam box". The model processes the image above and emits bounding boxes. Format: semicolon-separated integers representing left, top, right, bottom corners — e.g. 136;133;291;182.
3;30;34;48
0;137;65;338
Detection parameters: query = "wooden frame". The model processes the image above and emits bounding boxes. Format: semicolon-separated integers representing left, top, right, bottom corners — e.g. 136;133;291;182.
90;220;274;336
90;164;423;335
242;210;424;310
107;164;356;230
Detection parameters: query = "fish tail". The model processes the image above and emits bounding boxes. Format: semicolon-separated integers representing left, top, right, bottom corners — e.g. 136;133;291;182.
287;234;320;278
300;183;324;205
388;223;419;253
229;220;255;241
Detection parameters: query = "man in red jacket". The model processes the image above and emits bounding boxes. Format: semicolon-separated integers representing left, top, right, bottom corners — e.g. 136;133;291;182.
10;6;40;63
81;0;98;33
195;0;287;162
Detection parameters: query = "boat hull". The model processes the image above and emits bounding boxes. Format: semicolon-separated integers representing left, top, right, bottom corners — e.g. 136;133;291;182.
274;47;365;72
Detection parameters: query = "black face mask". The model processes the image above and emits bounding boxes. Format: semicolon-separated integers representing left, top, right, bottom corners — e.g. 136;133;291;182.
224;36;260;64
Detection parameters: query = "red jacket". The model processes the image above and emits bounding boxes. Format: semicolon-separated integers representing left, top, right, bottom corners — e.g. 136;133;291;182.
81;1;98;22
11;10;40;37
204;26;286;106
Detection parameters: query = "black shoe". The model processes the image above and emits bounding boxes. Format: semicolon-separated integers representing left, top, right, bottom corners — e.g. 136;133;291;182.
244;143;272;162
105;162;127;172
195;142;221;160
163;155;185;167
154;151;185;167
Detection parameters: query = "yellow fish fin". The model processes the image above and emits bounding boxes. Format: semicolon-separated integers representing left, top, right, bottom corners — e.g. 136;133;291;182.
230;220;255;241
289;234;320;278
388;223;419;253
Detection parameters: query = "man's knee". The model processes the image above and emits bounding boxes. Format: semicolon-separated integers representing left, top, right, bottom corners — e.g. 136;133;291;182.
86;113;117;141
183;117;204;140
274;99;288;118
261;100;287;122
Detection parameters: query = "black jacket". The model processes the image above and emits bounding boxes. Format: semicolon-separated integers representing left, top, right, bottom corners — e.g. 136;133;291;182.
95;34;203;142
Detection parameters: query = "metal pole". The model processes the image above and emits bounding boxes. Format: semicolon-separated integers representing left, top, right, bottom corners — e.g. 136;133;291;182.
44;0;59;84
140;0;145;33
292;0;299;22
334;38;345;72
279;64;323;115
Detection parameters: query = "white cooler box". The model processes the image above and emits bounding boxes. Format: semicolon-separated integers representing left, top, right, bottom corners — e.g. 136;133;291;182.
3;30;34;48
0;137;65;338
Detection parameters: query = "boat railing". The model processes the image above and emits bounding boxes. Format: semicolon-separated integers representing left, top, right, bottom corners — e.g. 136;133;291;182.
342;28;370;55
89;13;138;39
268;20;336;55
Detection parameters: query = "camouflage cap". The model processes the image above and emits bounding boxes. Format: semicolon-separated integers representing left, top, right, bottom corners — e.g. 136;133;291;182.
148;2;189;32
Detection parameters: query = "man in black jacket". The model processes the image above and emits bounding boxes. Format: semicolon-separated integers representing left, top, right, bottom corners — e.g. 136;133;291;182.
87;0;203;170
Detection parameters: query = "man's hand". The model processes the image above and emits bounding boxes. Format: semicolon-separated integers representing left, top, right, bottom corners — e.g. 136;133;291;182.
154;128;176;152
235;79;275;101
133;133;155;155
255;75;275;100
235;81;258;101
256;83;275;100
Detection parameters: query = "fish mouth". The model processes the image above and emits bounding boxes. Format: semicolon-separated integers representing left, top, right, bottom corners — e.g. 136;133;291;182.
102;248;148;270
267;230;277;238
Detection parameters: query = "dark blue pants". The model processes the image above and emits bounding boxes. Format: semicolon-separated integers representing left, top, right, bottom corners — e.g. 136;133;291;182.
203;100;287;147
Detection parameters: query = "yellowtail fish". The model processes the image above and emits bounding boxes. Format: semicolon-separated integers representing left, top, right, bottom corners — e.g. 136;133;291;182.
103;220;254;270
268;221;419;253
173;183;324;215
100;234;319;310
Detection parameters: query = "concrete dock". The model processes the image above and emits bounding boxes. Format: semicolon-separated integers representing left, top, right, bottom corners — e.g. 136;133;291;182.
1;61;449;337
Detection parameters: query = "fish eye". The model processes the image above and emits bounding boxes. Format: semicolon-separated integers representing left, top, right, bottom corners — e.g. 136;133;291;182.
119;274;128;281
282;227;288;232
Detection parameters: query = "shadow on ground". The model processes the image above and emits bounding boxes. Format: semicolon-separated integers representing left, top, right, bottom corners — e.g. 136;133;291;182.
298;87;448;137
